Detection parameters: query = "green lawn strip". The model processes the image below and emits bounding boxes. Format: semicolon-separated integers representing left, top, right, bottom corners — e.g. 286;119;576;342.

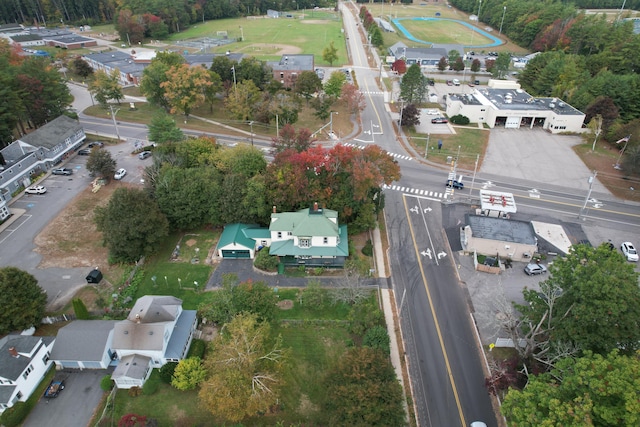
407;126;488;170
275;288;352;320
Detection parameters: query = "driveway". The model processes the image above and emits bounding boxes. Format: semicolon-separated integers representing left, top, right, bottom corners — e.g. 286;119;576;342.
23;369;110;427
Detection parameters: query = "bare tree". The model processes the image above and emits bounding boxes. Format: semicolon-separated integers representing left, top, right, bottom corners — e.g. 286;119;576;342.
329;270;371;305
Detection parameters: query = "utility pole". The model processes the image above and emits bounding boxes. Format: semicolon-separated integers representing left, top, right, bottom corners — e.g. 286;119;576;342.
469;154;479;196
108;104;121;142
578;170;597;220
231;66;237;96
249;121;254;146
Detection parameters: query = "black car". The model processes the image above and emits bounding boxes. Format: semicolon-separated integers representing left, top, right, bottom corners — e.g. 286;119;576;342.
78;148;92;155
51;167;73;176
446;179;464;189
87;141;104;148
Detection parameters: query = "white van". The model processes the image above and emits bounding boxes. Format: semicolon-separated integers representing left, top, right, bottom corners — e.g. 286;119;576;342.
452;78;460;86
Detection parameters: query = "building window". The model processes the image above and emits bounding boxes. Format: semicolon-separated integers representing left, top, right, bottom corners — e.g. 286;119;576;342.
277;231;282;239
299;238;310;248
16;392;22;399
42;352;50;364
323;237;328;244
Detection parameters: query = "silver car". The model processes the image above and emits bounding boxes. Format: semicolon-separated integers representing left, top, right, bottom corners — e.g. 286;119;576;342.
524;263;547;275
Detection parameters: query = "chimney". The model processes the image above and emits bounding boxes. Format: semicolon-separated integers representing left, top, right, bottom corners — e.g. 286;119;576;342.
8;347;18;358
272;205;277;213
313;202;318;211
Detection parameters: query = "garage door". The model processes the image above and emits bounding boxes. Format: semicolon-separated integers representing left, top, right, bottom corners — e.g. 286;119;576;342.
61;361;80;368
221;250;251;259
505;117;520;128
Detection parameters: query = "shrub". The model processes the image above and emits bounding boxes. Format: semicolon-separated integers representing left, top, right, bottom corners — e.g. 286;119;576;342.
362;239;373;257
158;362;177;384
253;247;279;271
100;374;113;391
187;339;206;359
128;386;143;397
450;114;470;125
142;373;160;395
0;401;29;427
348;296;385;336
363;325;391;355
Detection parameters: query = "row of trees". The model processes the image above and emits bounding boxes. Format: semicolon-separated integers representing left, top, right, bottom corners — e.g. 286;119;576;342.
93;131;399;262
492;243;640;423
118;51;362;127
0;0;334;32
0;40;72;147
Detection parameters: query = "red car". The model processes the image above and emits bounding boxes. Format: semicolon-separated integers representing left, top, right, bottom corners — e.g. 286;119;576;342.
431;117;448;124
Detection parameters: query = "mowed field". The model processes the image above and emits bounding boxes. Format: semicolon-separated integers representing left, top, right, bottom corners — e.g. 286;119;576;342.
399;19;494;45
166;12;347;66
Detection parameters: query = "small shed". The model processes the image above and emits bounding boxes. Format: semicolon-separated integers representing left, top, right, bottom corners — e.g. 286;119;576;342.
86;269;103;284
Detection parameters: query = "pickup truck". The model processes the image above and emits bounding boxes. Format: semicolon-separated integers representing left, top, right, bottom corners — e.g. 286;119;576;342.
44;380;65;398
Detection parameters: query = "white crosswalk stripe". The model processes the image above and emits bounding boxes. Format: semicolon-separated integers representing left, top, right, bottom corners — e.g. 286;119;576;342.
382;184;449;200
341;143;413;161
362;91;384;96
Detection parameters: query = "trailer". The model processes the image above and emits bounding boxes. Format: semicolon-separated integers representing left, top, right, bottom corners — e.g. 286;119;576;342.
44;380;65;398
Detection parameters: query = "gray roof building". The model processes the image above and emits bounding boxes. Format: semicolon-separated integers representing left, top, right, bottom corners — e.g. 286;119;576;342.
50;320;116;368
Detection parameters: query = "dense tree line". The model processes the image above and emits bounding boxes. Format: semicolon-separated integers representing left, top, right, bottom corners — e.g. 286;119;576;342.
0;0;333;29
0;40;72;147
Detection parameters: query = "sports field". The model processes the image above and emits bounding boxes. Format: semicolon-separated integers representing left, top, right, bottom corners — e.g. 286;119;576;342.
167;12;347;66
395;18;499;47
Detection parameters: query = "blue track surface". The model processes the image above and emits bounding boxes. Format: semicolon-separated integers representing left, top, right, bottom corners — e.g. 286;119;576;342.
391;17;503;48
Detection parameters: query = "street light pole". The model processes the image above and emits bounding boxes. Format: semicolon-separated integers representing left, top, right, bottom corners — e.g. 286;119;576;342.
108;104;121;141
469;154;479;196
249;121;254;146
330;111;338;135
424;133;430;158
239;26;244;41
578;170;597;220
614;135;631;170
499;6;506;36
231;66;237;96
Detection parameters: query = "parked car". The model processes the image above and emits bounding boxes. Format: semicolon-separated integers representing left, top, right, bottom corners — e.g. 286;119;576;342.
446;80;453;86
452;78;460;86
426;109;439;115
138;151;152;160
51;167;73;176
114;168;127;180
25;185;47;194
427;78;435;86
621;242;639;262
87;141;104;148
78;148;92;155
446;179;464;189
431;117;448;124
524;263;547;275
474;79;480;85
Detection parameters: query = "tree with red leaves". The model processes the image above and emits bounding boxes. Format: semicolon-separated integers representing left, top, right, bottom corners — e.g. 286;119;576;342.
118;413;147;427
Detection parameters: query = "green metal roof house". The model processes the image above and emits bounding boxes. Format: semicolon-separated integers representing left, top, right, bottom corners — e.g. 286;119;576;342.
217;223;271;259
269;203;348;267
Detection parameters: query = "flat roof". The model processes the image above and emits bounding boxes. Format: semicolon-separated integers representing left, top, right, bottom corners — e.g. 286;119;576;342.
479;190;517;213
451;86;583;116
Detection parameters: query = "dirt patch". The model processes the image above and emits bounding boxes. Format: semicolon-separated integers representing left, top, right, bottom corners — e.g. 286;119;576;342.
277;299;294;310
240;43;302;55
185;238;197;247
33;182;133;281
300;20;326;24
575;144;640;202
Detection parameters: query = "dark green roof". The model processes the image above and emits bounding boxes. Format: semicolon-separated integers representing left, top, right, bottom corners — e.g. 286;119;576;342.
218;223;265;249
270;225;348;257
270;207;339;237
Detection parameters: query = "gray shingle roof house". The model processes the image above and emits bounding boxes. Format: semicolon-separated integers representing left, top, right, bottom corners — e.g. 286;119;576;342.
267;54;315;88
269;203;348;267
0;115;85;201
0;335;55;414
111;296;197;389
50;320;117;369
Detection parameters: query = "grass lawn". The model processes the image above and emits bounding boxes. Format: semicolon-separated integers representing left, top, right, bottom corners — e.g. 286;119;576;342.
167;15;347;67
133;229;219;309
109;292;380;425
407;127;490;170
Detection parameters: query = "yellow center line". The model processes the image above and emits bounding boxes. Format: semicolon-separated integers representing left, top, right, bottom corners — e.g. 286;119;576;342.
402;194;466;427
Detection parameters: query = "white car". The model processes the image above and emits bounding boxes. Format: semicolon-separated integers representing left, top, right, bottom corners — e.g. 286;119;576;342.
621;242;639;262
114;168;127;180
25;185;47;195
